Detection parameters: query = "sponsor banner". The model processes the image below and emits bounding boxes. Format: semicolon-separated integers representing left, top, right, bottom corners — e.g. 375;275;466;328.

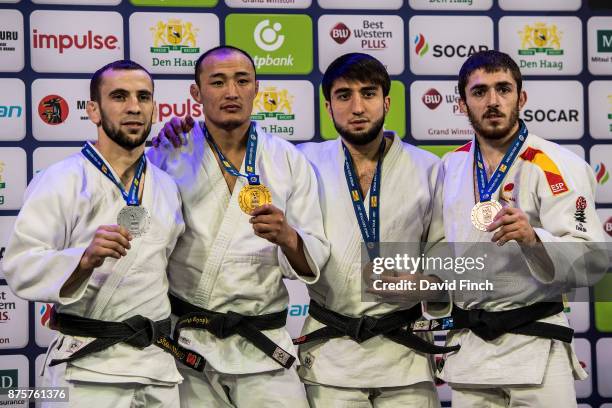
32;0;121;4
152;79;201;136
410;81;473;141
33;147;82;175
574;338;592;398
409;16;493;75
226;0;311;8
562;144;585;159
499;16;582;75
0;355;28;403
130;13;219;74
318;15;404;75
35;302;56;348
499;0;580;10
30;10;124;73
225;14;312;74
0;285;28;349
566;288;589;334
588;18;612;75
0;148;26;210
597;209;612;242
409;0;492;10
520;81;584;140
0;216;16;280
31;79;92;141
588;81;612;139
597;338;612;396
418;145;460;158
251;80;314;141
318;0;401;9
589;145;612;203
0;9;24;72
319;80;405;140
130;0;218;5
284;279;309;339
0;78;25;141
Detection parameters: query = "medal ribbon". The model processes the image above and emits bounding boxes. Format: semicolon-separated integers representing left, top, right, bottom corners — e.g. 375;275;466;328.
81;143;145;206
204;122;261;186
342;138;385;260
474;120;528;202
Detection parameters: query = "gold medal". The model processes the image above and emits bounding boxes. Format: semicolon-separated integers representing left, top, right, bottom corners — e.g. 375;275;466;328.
238;184;272;214
471;200;502;231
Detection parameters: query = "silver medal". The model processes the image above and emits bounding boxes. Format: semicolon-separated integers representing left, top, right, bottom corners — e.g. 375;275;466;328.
117;206;150;237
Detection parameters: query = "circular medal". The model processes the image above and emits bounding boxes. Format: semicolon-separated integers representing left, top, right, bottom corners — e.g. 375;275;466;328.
238;184;272;214
471;200;502;231
117;206;151;237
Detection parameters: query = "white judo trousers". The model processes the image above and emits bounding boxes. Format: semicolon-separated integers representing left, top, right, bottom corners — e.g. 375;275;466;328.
4;144;186;408
439;133;607;408
297;135;447;407
148;122;329;408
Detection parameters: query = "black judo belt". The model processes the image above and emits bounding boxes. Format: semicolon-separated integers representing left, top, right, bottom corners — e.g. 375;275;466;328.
47;309;204;371
410;302;574;343
292;300;460;354
170;294;296;369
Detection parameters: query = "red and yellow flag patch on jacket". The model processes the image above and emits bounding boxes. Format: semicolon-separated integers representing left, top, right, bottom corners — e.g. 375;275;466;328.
520;147;570;195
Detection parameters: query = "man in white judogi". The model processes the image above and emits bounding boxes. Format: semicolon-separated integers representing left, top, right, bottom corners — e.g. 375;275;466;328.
148;46;329;408
437;50;608;407
3;60;185;407
294;53;450;407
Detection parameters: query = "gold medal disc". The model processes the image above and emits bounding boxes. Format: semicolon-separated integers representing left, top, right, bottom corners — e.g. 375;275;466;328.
471;200;502;231
238;184;272;214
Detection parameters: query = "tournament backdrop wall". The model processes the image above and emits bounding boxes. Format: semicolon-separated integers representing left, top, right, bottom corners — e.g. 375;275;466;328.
1;1;612;406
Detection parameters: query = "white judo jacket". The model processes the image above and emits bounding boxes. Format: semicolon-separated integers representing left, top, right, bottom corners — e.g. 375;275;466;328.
3;144;185;384
439;132;607;386
296;135;446;388
147;122;330;375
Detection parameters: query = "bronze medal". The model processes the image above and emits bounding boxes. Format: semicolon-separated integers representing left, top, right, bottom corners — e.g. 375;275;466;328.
471;200;502;231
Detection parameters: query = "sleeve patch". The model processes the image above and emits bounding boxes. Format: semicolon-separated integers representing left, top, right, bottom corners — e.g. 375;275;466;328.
519;147;570;196
453;141;472;153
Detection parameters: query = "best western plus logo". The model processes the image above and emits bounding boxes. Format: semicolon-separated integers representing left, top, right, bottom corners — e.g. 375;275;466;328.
330;23;350;44
604;216;612;238
226;14;312;74
422;88;442;109
0;290;15;325
30;10;123;73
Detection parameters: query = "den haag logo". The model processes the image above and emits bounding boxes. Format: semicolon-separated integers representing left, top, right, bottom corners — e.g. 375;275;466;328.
518;22;564;71
150;18;199;68
251;86;295;136
38;95;69;125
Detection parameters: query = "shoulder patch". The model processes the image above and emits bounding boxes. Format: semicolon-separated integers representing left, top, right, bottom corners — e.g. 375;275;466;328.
519;147;570;196
453;141;472;153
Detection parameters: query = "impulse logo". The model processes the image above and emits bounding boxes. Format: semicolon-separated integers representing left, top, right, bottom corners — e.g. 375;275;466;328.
330;23;351;45
596;163;610;185
32;29;119;55
422;88;442;110
414;33;429;57
39;303;53;328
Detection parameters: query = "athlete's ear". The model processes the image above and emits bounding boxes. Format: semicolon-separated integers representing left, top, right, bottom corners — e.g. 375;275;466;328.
384;95;390;114
190;83;202;104
458;98;468;115
518;90;527;111
86;101;101;126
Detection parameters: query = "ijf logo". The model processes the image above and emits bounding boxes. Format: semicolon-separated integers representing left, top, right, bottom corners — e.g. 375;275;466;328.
226;14;312;74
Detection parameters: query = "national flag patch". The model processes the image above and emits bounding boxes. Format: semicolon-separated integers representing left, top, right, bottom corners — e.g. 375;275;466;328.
520;147;569;196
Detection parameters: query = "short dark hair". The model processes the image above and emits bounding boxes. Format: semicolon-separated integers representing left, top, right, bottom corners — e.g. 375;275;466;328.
322;53;391;101
90;59;153;102
194;46;256;86
458;50;522;101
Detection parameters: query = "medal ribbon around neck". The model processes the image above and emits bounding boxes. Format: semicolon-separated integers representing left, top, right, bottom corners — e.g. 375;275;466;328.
204;121;261;186
474;120;528;203
342;137;386;260
81;143;146;206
